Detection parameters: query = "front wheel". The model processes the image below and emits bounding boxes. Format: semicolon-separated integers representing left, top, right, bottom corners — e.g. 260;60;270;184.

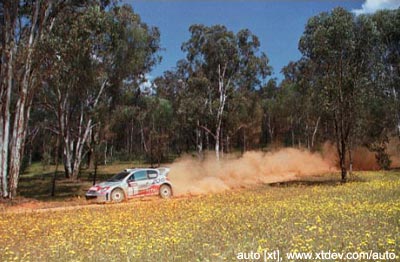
111;188;125;203
159;184;172;199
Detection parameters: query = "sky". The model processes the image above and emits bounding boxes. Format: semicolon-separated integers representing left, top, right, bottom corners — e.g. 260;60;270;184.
122;0;400;82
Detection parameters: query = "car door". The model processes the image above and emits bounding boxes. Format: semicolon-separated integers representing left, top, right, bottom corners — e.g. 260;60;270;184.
126;173;139;197
132;170;151;195
146;170;159;195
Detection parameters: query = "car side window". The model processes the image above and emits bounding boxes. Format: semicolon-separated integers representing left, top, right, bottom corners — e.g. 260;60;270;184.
147;170;158;179
127;174;135;181
133;171;147;181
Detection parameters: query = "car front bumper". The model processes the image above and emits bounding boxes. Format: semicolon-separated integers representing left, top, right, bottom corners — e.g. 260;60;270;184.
85;191;110;202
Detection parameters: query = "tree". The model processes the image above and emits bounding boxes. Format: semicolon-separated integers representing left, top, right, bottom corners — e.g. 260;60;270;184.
181;25;271;160
0;1;18;197
298;7;383;181
0;0;85;198
372;9;400;139
279;60;326;150
38;4;160;179
155;62;207;157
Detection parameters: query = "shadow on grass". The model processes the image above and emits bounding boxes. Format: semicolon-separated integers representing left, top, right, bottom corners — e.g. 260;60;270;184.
17;171;112;201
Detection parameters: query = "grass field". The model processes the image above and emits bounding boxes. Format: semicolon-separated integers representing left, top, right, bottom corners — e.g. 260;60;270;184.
0;171;399;261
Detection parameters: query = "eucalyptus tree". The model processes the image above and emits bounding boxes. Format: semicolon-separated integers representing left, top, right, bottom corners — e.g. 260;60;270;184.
155;61;209;157
351;10;400;169
225;87;264;152
38;4;160;179
371;9;400;139
181;25;271;160
0;0;89;198
280;59;326;149
299;7;382;181
259;79;278;145
0;1;17;197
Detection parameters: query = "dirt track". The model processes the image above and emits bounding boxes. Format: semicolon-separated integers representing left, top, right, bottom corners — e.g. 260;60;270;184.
0;195;191;214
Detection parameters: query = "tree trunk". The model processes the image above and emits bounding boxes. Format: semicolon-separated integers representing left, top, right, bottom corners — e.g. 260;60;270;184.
220;127;224;158
87;148;93;169
0;50;12;198
196;120;203;159
340;139;348;182
93;154;98;186
8;0;39;197
215;125;220;161
60;80;107;180
291;130;295;147
214;63;229;161
311;116;321;150
28;146;32;166
226;135;230;154
51;134;60;197
71;109;93;180
334;115;347;183
305;122;310;150
337;134;348;183
0;85;11;197
341;166;347;182
0;1;18;198
110;143;113;162
104;140;108;165
205;132;209;151
63;135;74;178
9;73;36;197
8;97;28;197
140;120;148;154
267;114;274;144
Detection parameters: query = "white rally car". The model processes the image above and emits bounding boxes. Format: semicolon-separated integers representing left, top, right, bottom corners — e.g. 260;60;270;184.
85;167;172;202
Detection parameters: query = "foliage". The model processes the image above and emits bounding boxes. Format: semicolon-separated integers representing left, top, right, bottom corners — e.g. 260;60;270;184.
296;7;399;180
36;3;161;178
156;25;271;159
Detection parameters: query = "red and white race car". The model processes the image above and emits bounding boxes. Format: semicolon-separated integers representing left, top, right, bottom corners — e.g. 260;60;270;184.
85;167;172;202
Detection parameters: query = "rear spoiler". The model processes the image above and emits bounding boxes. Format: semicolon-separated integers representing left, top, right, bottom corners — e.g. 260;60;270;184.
157;167;170;176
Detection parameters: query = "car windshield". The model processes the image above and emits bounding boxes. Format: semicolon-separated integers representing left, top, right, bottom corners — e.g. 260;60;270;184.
107;171;129;182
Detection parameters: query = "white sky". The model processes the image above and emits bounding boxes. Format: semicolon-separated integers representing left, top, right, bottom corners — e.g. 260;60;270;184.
353;0;400;15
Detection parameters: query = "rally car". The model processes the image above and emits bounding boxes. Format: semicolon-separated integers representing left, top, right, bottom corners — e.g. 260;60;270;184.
85;167;172;202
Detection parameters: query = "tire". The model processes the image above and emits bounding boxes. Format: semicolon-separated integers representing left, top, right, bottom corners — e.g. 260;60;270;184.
159;184;172;199
111;188;125;203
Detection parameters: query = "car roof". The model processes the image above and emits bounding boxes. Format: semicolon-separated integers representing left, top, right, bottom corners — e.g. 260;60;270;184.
124;168;157;172
125;168;145;172
124;167;170;174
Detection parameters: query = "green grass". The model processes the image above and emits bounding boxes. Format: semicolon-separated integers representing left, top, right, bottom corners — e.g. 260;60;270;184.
0;171;399;261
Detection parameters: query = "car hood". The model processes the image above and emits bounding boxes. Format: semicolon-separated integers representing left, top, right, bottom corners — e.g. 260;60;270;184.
91;181;122;190
96;181;122;188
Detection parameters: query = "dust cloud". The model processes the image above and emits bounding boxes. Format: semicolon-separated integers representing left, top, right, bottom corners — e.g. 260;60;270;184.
352;147;380;170
169;139;400;196
323;140;400;170
387;137;400;168
169;148;337;196
321;142;380;171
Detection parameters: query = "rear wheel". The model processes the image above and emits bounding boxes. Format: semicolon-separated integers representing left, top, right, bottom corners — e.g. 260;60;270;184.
159;184;172;199
111;188;125;203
